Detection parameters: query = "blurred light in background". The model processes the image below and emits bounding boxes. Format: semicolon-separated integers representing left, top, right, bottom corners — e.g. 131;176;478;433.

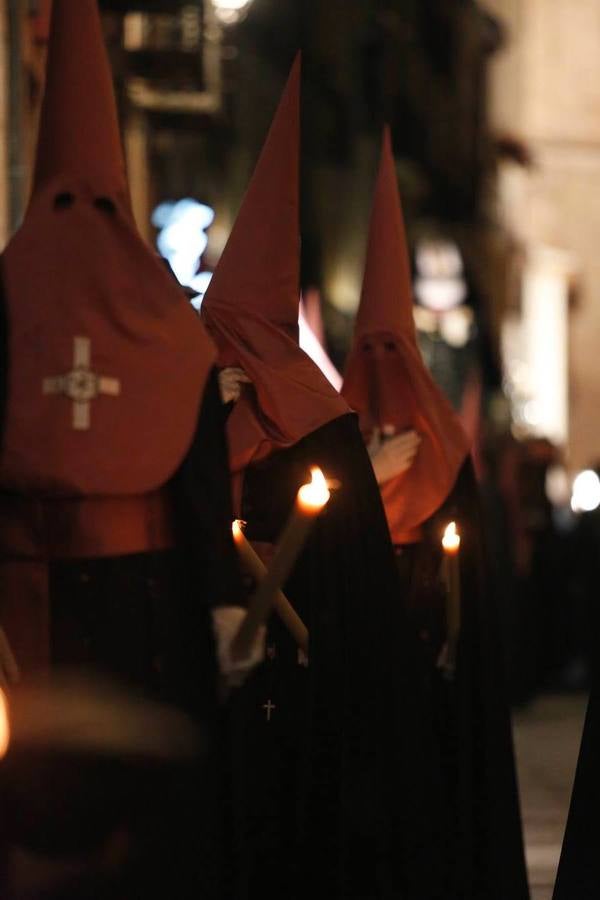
153;198;214;305
327;266;360;315
414;239;467;312
299;307;343;391
545;464;570;507
211;0;254;26
571;469;600;513
0;688;9;760
502;248;571;446
522;254;569;445
438;306;473;349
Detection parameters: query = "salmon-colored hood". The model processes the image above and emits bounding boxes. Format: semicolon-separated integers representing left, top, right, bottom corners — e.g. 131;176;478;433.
342;127;469;540
202;54;348;475
0;0;216;497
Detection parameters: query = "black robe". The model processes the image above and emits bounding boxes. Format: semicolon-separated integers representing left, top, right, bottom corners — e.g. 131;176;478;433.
553;687;598;900
221;413;448;900
396;460;529;900
553;505;600;898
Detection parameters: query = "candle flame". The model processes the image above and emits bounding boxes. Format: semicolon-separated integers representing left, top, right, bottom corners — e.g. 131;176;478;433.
0;688;9;760
442;521;461;554
298;466;331;512
232;519;245;541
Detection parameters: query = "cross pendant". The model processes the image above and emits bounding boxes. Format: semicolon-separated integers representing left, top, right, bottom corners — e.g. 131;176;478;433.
263;699;276;723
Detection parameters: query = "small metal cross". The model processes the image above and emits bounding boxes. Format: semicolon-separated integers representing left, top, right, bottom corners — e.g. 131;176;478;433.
263;699;276;722
43;336;121;431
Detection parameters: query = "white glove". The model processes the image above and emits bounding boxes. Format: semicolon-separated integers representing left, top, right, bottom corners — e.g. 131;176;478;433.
368;429;421;485
218;368;252;405
211;607;266;689
0;627;20;690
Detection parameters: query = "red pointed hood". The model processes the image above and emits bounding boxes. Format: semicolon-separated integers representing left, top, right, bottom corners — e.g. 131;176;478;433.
342;127;469;541
0;0;216;497
204;54;300;333
202;54;348;479
352;129;415;344
33;0;128;204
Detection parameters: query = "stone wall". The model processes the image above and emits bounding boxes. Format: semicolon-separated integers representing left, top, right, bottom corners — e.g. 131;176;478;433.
487;0;600;469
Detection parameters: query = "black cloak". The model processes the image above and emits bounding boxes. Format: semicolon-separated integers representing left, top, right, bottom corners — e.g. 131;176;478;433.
553;687;598;900
221;412;448;900
396;460;530;900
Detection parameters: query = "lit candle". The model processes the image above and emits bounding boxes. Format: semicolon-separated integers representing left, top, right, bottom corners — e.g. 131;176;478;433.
232;519;309;653
0;628;20;687
0;688;9;760
232;467;331;661
441;521;461;678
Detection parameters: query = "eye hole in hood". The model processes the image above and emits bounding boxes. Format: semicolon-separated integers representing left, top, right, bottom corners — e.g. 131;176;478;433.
94;197;117;215
54;192;75;210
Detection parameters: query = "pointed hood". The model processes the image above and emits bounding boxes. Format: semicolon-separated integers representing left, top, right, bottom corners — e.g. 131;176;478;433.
204;53;300;334
33;0;128;201
202;54;348;483
342;127;469;542
0;0;216;498
353;128;415;343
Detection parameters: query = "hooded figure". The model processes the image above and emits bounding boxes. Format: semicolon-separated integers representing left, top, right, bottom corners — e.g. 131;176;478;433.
342;128;530;900
553;501;600;900
202;57;448;900
553;689;600;900
0;2;247;895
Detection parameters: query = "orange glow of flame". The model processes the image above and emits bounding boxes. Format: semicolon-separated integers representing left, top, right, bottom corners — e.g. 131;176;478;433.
232;519;245;542
0;688;9;760
442;521;461;555
297;467;331;513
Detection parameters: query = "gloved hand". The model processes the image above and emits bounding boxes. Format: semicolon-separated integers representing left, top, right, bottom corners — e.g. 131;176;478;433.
0;627;20;690
368;428;421;484
211;607;266;690
218;368;252;405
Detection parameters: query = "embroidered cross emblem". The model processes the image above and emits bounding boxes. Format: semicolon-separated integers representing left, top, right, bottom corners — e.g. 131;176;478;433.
43;336;121;431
